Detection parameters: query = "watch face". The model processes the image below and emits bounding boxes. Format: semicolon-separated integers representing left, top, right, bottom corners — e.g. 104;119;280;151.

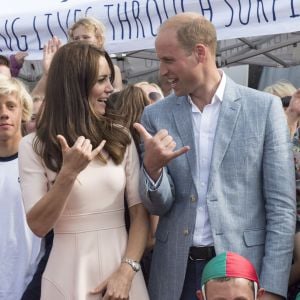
122;257;141;272
133;262;140;271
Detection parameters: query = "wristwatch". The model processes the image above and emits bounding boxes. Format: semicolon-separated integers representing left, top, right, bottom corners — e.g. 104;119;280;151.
121;257;141;272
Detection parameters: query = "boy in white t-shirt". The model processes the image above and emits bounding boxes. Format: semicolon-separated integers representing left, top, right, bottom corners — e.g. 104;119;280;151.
0;75;41;300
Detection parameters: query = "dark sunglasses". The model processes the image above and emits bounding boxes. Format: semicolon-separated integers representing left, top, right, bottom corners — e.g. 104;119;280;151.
281;96;292;108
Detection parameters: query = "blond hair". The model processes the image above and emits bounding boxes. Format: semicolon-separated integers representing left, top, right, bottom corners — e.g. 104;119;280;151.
159;12;217;56
0;75;32;122
68;17;106;47
136;81;163;94
264;80;297;98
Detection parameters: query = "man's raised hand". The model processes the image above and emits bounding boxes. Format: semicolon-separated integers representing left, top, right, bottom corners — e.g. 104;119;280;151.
133;123;190;181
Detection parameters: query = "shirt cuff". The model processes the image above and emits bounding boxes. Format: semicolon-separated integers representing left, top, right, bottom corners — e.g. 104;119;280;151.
142;166;163;191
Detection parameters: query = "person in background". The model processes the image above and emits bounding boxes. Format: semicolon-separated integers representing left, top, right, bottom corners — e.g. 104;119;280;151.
264;81;300;289
107;84;150;148
134;12;295;300
10;52;28;77
0;52;27;78
18;42;149;299
159;75;173;97
32;17;123;99
0;75;41;300
30;36;62;99
264;80;298;137
68;17;123;91
135;81;164;104
197;252;265;300
24;95;43;134
0;55;12;78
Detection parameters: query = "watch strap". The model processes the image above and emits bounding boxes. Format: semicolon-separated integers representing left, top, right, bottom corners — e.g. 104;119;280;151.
121;257;140;272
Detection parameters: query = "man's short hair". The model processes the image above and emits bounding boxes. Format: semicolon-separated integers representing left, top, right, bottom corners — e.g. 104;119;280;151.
160;13;217;56
0;75;32;122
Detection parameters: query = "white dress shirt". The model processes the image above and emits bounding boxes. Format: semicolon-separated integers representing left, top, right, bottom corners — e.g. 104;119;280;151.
190;70;226;246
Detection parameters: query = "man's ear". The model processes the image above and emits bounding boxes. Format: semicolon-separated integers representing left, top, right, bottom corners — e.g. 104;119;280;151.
194;44;207;63
256;288;265;299
196;289;204;300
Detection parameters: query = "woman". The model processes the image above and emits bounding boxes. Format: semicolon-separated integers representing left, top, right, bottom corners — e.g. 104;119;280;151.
264;80;300;289
68;17;123;91
19;42;149;299
106;85;159;285
107;85;150;149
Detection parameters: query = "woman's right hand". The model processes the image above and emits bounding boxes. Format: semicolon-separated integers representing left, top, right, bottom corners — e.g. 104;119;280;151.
57;135;106;176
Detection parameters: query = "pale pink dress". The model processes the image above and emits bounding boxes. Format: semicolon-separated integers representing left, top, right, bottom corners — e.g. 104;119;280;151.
19;133;149;300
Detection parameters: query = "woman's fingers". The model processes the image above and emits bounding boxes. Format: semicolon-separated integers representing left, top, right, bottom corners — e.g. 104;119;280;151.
91;140;106;158
57;135;70;152
59;135;105;161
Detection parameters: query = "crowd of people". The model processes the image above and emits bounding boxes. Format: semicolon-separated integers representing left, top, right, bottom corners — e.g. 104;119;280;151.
0;11;300;300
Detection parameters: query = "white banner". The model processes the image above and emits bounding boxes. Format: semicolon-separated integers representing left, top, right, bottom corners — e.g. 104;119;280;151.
1;0;300;59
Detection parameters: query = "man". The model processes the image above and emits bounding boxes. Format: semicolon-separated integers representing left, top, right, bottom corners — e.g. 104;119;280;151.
0;76;41;299
134;12;296;300
197;252;265;300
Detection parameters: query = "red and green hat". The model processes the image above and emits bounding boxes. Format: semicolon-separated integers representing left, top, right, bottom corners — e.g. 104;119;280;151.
201;252;259;288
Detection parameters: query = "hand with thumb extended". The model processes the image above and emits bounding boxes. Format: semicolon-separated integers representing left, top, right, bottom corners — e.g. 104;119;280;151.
57;134;106;175
133;123;190;181
57;134;70;152
133;122;153;141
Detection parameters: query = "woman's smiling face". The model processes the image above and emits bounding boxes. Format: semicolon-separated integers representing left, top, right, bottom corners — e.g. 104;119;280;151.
88;56;113;116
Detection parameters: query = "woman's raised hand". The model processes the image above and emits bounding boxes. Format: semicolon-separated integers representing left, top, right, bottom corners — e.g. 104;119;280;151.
57;135;106;175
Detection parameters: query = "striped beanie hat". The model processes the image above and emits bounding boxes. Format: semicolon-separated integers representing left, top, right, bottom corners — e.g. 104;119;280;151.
201;252;259;288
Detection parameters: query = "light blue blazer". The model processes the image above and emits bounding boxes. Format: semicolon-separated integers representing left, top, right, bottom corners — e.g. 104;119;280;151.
139;77;296;300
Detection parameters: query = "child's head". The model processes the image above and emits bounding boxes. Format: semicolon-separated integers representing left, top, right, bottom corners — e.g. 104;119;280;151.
68;17;106;48
0;75;32;123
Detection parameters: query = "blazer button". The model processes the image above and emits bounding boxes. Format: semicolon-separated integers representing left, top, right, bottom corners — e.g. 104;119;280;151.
183;229;189;236
190;195;196;203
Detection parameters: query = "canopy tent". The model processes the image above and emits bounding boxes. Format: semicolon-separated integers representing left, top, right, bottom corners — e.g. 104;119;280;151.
120;31;300;69
1;0;300;85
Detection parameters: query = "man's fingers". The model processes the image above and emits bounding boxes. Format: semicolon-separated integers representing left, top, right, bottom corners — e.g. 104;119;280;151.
160;134;173;147
57;135;70;151
133;123;152;141
169;145;190;160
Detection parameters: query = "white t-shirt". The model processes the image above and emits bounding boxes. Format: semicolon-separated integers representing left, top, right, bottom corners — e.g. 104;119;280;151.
0;154;41;300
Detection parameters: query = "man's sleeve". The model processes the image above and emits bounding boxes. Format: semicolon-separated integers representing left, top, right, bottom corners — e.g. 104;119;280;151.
138;110;175;216
260;96;296;297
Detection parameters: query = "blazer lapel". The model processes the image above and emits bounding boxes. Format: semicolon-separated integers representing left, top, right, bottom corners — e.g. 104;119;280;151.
208;79;242;192
172;96;198;188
